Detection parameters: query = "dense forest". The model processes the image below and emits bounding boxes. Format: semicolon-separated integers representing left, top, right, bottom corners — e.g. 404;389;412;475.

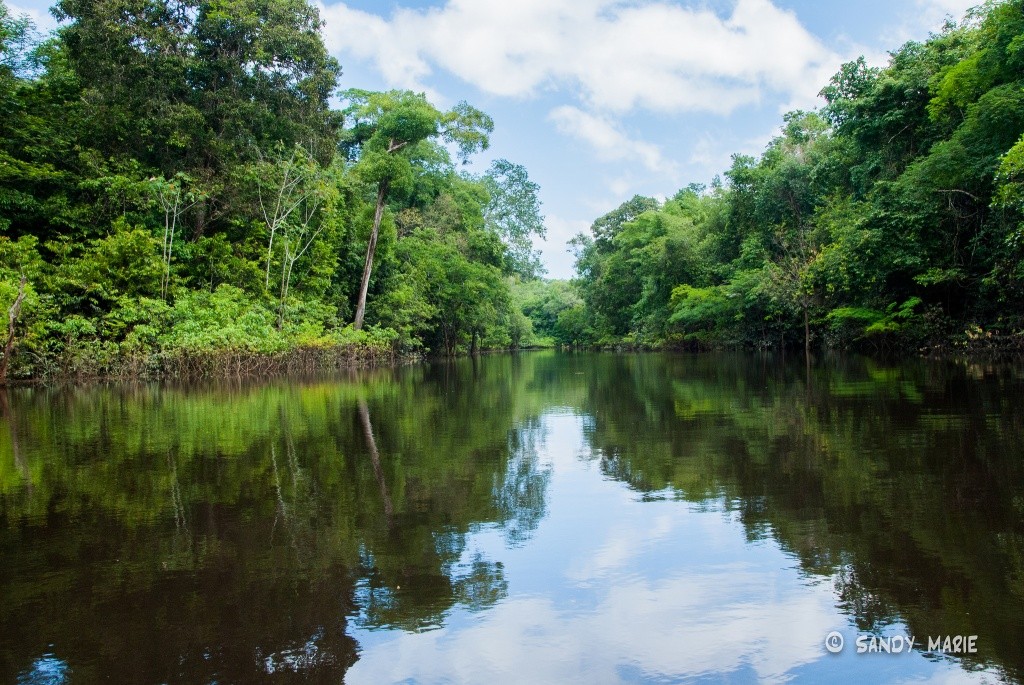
2;0;1023;379
0;0;546;379
555;0;1024;355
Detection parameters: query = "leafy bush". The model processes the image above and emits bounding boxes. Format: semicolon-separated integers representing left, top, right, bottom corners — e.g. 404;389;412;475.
159;285;285;354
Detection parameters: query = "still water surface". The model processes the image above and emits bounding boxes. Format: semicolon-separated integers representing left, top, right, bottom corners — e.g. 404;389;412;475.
2;352;1023;683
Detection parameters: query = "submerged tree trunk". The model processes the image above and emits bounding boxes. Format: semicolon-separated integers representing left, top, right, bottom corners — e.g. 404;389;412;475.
354;181;389;330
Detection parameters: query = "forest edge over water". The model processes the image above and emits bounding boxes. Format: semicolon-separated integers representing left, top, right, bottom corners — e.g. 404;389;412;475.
1;0;1024;380
2;352;1024;682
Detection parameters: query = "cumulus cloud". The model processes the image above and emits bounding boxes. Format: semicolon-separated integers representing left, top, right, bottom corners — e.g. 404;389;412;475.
6;2;58;32
542;215;591;279
346;567;842;683
876;0;981;53
549;105;677;176
319;0;838;116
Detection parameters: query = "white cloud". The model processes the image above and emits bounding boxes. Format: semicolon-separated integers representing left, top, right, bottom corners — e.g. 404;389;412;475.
875;0;980;54
567;513;676;582
688;135;717;169
549;105;677;176
919;0;978;19
6;2;57;32
346;569;842;684
319;0;838;116
542;215;590;280
607;175;635;198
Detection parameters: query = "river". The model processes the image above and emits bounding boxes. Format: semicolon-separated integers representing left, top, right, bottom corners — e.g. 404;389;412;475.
2;351;1023;683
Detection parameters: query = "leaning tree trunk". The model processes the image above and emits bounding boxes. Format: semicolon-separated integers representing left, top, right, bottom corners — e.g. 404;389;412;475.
354;181;389;330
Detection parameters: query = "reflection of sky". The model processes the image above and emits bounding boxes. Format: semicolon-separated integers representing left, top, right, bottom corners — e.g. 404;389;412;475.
16;655;69;685
347;413;1000;684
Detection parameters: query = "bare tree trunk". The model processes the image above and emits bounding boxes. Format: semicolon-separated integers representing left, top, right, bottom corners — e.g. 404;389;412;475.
354;182;389;330
277;241;291;330
0;276;27;385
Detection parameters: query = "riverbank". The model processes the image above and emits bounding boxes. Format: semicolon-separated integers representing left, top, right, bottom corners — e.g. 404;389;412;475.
8;321;1022;384
572;327;1024;360
2;325;404;383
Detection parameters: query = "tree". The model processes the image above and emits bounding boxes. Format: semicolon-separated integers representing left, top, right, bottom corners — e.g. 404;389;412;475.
514;279;582;342
0;1;34;79
481;159;546;278
52;0;342;236
0;274;26;383
341;90;493;330
0;0;544;374
150;173;204;299
393;229;510;355
248;148;341;328
589;195;659;249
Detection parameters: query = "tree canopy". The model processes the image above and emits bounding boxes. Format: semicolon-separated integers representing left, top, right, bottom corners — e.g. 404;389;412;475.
0;0;547;378
565;0;1024;355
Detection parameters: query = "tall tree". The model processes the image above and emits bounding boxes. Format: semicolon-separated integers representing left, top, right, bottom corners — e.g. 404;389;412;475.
52;0;342;236
481;159;546;279
341;89;492;330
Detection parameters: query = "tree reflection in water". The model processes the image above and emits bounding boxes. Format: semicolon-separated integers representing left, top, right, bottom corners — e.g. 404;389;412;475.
1;352;1023;682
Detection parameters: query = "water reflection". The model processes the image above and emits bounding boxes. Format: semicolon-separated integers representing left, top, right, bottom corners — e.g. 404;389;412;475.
0;352;1022;682
573;353;1024;682
17;654;69;685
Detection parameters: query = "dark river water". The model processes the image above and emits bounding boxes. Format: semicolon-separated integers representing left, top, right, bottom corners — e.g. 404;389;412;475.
2;352;1023;683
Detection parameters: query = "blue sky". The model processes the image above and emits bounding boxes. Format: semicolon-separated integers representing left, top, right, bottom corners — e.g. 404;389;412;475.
7;0;979;277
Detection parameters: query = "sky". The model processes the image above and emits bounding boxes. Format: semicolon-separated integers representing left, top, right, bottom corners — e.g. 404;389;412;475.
7;0;980;278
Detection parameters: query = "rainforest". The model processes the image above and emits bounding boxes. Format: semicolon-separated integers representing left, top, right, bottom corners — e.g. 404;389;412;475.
2;1;1023;380
3;1;1024;683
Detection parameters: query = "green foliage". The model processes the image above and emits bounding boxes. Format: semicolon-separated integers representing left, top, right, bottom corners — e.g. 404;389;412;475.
668;284;738;344
573;192;709;345
572;0;1024;353
514;279;583;346
994;133;1024;209
47;218;164;314
390;228;512;355
160;285;285;354
481;159;546;278
53;0;342;172
827;297;924;348
0;0;543;376
554;304;589;347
